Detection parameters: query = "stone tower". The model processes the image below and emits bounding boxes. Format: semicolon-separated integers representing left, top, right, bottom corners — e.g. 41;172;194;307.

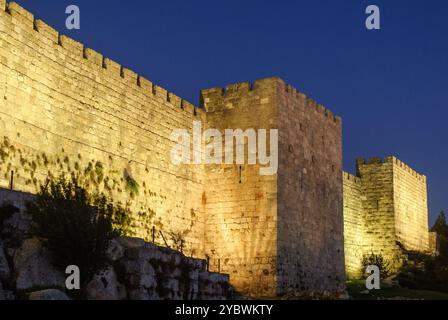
0;1;347;297
343;157;430;278
201;78;346;296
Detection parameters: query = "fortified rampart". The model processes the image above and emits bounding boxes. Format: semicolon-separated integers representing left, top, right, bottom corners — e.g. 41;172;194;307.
201;80;280;296
343;157;430;279
0;1;434;297
201;79;345;296
0;2;346;297
0;1;206;258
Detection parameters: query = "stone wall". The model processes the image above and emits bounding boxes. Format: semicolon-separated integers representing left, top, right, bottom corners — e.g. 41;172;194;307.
343;157;431;279
342;172;364;278
0;2;205;256
200;79;279;297
0;0;439;298
392;158;429;252
277;82;346;295
0;188;233;300
356;157;402;271
201;78;346;297
104;237;233;300
1;1;346;298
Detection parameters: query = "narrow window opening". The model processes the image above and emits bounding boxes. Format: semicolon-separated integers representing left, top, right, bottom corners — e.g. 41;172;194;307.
239;166;242;184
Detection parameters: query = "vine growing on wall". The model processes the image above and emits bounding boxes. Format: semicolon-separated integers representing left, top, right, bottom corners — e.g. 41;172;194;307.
0;135;164;242
124;168;139;199
0;135;200;258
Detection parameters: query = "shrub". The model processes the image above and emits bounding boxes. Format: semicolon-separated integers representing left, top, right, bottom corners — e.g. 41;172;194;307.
431;211;448;238
362;253;392;278
26;175;132;288
168;230;189;253
431;211;448;258
397;251;448;293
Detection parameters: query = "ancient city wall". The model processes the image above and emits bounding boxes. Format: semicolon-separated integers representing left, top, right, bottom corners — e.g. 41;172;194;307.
0;188;234;301
342;172;364;278
1;2;345;297
2;0;433;298
0;2;206;256
200;78;346;296
343;157;431;278
392;158;429;252
350;158;403;275
277;82;346;294
355;158;403;272
200;78;279;296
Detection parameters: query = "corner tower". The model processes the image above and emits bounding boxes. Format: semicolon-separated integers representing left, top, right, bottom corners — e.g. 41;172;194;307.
201;77;346;297
343;157;430;279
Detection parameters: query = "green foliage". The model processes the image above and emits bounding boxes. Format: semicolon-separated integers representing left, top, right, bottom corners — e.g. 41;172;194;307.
112;201;133;235
26;175;132;287
431;211;448;238
94;161;104;184
168;230;188;253
431;211;448;259
124;169;139;199
362;253;392;278
347;279;448;300
397;252;448;293
431;211;448;258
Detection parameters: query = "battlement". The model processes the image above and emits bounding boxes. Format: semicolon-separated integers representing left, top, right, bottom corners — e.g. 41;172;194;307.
344;156;430;278
200;77;281;112
3;0;416;296
201;77;280;97
356;156;426;181
0;1;208;282
343;171;361;184
282;82;341;125
356;156;392;166
1;1;202;118
1;0;340;125
200;77;341;125
393;157;427;182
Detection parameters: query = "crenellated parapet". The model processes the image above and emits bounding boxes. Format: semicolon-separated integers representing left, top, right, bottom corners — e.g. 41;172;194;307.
1;1;201;119
2;0;433;297
356;156;426;182
0;1;209;262
281;81;342;126
344;156;431;278
200;77;342;126
200;77;280;112
343;171;361;185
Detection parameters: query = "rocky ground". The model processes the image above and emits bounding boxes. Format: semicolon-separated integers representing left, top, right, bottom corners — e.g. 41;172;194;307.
0;201;234;300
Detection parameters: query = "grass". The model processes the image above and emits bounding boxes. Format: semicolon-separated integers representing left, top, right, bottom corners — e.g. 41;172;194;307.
347;280;448;300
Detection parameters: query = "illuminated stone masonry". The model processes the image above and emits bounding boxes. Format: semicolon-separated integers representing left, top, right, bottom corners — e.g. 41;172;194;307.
343;157;432;279
201;79;345;297
0;1;434;298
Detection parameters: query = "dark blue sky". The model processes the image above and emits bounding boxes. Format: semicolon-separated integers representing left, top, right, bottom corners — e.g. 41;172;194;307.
15;0;447;224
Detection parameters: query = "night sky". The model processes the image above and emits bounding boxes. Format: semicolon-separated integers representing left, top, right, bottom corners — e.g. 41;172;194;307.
15;0;448;224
